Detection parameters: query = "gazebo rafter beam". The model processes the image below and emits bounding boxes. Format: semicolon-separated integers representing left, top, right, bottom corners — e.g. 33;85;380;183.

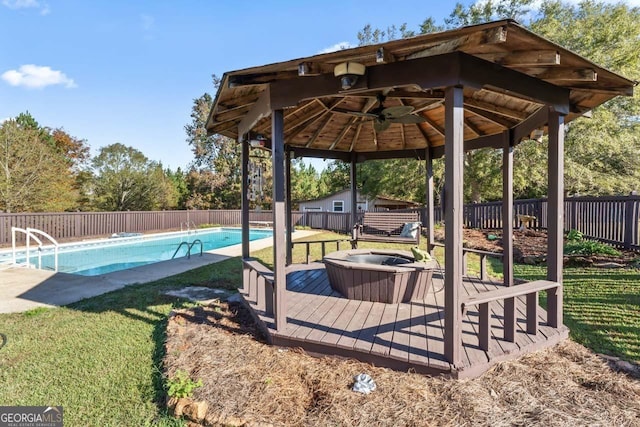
270;51;570;114
464;117;483;137
466;106;514;128
284;99;344;141
305;113;333;148
422;114;445;137
476;49;560;66
464;98;529;120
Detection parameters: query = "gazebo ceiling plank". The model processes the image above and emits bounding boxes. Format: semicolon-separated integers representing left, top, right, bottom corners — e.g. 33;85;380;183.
214;103;253;124
216;86;263;109
405;25;508;60
414;122;432;147
348;121;364;152
304;113;334;148
255;99;319;135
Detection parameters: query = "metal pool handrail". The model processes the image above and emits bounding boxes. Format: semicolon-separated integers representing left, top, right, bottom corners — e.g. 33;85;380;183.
172;239;203;259
11;227;59;272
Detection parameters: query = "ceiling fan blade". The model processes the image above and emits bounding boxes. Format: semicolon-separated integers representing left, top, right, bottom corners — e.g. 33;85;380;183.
374;119;391;132
392;114;426;124
381;105;414;119
333;108;377;118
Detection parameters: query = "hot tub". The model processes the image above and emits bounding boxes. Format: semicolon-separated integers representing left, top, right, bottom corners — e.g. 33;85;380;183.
323;249;437;303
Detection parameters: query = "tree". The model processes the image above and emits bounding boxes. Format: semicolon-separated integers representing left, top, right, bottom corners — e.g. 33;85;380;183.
290;159;323;204
165;167;189;209
352;0;640;201
0;114;79;212
185;76;273;209
532;0;640;196
91;143;171;211
319;161;351;195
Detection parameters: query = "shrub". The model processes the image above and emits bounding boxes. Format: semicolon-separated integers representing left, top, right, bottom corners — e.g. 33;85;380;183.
166;370;203;398
564;240;621;256
566;229;583;242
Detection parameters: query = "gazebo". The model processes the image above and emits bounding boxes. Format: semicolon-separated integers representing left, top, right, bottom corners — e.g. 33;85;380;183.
205;20;634;378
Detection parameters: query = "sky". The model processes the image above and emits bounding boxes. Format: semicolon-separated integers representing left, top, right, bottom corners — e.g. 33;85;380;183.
1;0;638;171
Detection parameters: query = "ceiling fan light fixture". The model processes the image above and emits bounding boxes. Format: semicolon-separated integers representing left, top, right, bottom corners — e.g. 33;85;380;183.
334;62;366;90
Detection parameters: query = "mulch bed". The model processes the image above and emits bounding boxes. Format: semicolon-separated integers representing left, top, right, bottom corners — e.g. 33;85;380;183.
434;228;639;267
164;301;640;427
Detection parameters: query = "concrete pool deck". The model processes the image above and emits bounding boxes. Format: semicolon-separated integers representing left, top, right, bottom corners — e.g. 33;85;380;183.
0;230;320;314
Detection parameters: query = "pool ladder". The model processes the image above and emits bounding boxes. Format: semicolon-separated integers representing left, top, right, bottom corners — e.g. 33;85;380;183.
172;239;203;259
11;227;59;272
181;220;197;235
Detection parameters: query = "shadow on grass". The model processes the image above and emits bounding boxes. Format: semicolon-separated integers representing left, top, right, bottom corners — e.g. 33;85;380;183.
64;257;244;417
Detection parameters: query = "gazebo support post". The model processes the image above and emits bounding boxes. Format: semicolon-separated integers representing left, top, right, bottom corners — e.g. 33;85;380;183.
425;147;435;255
350;153;358;233
272;108;287;330
547;109;565;327
502;129;516;341
444;85;464;366
285;149;293;265
241;138;250;260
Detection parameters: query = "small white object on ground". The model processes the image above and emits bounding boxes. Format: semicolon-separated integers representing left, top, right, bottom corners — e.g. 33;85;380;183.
352;373;376;394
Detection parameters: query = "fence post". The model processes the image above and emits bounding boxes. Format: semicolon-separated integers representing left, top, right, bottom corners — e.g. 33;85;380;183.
569;199;578;231
470;204;477;229
623;196;635;250
536;199;544;230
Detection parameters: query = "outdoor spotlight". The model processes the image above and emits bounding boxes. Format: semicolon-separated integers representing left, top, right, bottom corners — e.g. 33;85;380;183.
334;62;366;90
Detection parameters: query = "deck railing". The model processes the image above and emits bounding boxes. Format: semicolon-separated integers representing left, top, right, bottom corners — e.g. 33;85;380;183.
461;280;563;351
291;239;352;264
433;242;503;281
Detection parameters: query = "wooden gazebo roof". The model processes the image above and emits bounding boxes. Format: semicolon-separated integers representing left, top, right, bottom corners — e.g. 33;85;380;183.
206;20;634;159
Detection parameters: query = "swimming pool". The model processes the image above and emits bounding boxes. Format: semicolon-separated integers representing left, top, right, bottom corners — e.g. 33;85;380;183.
2;228;272;276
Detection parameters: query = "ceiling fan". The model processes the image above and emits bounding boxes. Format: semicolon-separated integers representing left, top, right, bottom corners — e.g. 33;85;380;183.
343;94;426;132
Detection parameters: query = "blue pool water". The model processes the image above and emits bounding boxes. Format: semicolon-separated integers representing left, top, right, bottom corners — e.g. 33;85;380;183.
3;228;272;276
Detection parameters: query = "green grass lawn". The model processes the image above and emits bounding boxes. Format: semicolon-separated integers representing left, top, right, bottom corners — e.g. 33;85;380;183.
492;260;640;364
0;231;637;425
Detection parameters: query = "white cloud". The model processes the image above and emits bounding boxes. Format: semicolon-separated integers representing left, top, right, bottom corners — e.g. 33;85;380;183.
317;41;354;54
2;0;50;14
1;65;76;89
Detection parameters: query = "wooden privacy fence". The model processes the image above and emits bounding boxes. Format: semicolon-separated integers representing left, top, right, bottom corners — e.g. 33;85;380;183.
460;195;640;251
0;210;302;245
1;195;638;250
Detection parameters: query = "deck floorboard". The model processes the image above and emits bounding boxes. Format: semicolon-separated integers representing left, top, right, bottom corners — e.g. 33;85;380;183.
246;264;568;378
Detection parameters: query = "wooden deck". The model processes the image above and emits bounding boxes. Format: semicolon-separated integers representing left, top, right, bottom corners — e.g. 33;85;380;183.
241;263;569;379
